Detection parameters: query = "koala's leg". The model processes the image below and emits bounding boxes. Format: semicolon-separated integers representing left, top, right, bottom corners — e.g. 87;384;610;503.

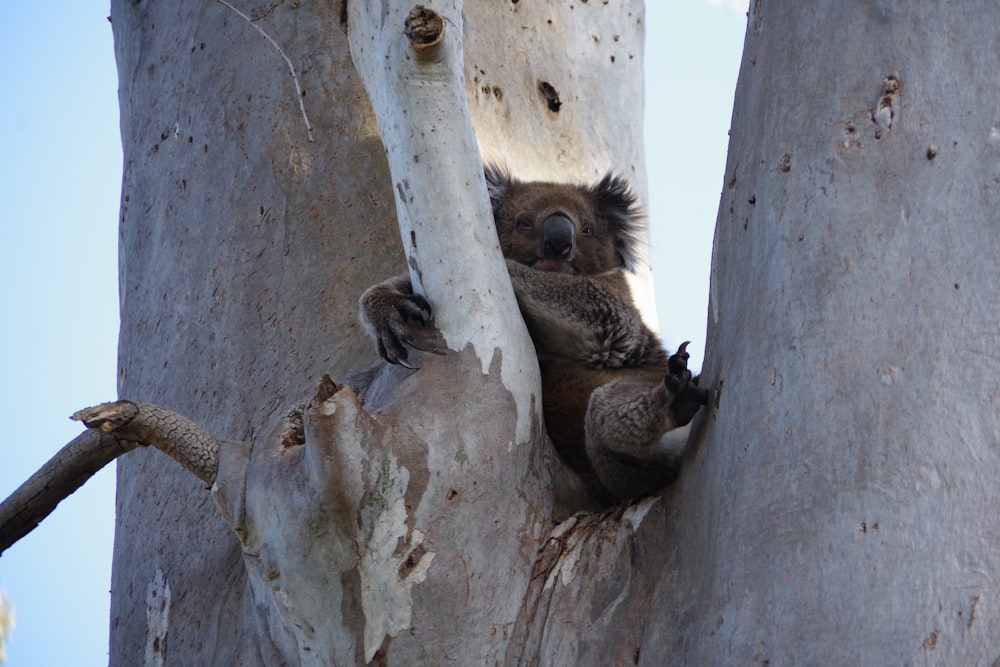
584;374;707;502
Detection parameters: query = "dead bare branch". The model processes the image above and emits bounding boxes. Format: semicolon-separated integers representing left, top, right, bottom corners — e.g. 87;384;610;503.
0;400;229;555
0;429;135;555
71;400;223;483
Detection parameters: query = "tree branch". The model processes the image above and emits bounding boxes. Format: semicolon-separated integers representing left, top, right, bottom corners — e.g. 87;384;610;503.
0;400;228;555
0;429;135;555
71;401;222;483
346;0;539;442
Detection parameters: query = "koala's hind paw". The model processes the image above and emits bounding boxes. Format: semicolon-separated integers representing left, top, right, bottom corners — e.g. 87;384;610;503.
665;374;709;403
665;341;708;426
667;341;694;381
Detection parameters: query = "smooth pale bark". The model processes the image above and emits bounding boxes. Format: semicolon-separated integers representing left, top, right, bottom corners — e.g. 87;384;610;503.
347;1;537;439
110;2;399;663
669;3;1000;664
462;1;659;325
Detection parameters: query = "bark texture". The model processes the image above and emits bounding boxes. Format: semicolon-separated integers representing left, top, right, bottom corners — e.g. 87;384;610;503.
110;1;396;663
0;430;133;554
73;401;224;483
671;3;1000;664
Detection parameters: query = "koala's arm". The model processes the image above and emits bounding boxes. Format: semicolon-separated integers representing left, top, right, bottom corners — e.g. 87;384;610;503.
584;347;709;501
358;274;444;367
505;260;655;368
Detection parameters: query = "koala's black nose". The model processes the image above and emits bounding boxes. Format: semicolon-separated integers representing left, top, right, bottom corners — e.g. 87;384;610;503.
542;214;575;259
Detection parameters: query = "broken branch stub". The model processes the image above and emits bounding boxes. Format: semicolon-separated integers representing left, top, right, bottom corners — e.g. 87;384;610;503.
405;5;444;51
72;400;223;484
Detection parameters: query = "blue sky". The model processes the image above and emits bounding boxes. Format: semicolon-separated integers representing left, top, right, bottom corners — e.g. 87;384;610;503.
0;2;746;664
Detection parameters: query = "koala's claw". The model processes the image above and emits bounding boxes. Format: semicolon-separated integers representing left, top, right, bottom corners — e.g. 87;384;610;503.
665;374;708;402
667;341;693;381
396;293;433;326
664;341;708;425
372;295;446;368
375;331;414;368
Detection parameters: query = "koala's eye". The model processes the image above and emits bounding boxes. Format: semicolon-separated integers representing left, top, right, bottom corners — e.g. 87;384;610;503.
515;214;533;231
581;225;594;236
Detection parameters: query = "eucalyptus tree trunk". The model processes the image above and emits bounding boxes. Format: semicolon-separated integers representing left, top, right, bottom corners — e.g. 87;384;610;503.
109;1;392;662
665;2;1000;664
106;1;646;665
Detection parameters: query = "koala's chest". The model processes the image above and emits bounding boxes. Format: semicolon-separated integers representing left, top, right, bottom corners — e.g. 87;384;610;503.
527;317;668;371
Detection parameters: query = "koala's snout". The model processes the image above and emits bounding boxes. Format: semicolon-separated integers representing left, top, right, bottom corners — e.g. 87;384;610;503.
542;214;575;259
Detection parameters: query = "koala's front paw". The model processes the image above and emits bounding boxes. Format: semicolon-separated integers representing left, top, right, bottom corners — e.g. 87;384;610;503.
665;341;709;426
376;294;436;367
360;282;445;368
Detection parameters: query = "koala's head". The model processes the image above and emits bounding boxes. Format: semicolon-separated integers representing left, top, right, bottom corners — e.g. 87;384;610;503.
484;165;643;275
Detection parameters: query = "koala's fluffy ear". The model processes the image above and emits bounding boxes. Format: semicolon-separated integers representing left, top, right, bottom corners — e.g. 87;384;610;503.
589;173;645;271
484;163;516;212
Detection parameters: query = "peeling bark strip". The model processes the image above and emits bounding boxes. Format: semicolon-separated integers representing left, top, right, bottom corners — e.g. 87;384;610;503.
0;400;229;554
191;340;554;664
507;497;659;665
144;567;171;667
359;485;436;661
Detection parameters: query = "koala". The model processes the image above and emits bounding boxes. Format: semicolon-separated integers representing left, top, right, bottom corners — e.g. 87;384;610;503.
359;166;708;506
